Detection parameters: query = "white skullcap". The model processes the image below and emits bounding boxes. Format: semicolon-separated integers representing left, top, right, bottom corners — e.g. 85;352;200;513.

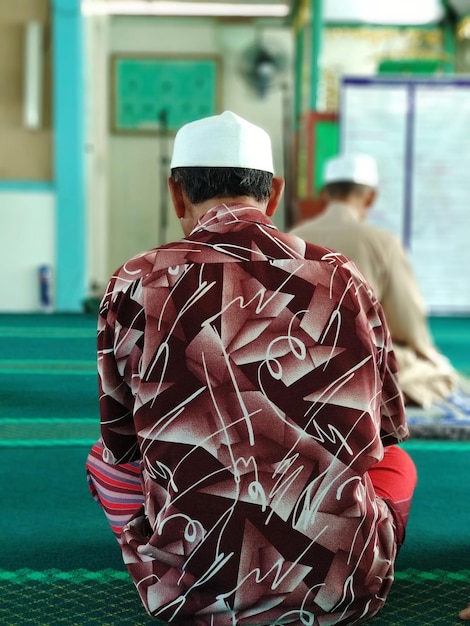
170;110;274;174
324;153;379;187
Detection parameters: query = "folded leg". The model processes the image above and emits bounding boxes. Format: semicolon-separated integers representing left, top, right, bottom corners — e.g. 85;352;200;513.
86;439;145;542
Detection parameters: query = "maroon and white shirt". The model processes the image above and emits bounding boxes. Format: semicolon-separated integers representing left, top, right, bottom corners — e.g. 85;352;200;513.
98;204;408;625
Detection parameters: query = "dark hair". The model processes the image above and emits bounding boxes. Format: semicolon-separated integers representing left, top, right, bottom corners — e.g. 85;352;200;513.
325;181;373;200
171;167;273;203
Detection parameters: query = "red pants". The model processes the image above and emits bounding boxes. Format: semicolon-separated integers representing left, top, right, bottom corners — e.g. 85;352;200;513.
86;440;417;546
368;444;417;545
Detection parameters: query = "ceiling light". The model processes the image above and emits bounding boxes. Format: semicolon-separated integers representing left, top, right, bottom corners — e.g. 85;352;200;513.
324;0;444;25
81;1;290;18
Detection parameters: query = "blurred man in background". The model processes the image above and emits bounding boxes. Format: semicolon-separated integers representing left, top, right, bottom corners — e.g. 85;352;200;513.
290;152;464;410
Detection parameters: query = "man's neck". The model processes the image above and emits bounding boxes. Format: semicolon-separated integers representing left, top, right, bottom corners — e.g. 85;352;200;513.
329;198;368;221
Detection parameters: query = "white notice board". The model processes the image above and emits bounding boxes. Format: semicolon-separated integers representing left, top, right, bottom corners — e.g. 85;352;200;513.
340;77;470;314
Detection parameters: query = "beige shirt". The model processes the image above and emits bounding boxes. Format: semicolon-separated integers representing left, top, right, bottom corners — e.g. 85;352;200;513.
290;201;459;407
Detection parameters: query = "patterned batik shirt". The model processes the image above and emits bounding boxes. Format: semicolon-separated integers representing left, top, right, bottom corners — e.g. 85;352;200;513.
98;203;409;626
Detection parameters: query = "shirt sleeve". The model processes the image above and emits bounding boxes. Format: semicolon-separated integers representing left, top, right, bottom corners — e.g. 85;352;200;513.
97;274;143;464
380;236;435;360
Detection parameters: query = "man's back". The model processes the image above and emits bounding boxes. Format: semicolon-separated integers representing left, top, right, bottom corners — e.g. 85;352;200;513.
291;201;401;302
99;204;407;625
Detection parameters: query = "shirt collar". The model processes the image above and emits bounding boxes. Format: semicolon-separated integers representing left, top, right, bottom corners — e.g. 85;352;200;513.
190;203;278;235
326;200;362;222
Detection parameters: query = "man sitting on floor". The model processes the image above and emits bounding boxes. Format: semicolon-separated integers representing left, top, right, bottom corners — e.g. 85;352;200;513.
290;152;470;416
86;111;417;625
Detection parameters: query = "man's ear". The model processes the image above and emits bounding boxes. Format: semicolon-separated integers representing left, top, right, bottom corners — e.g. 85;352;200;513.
266;176;285;217
365;188;377;208
319;187;329;204
167;177;186;219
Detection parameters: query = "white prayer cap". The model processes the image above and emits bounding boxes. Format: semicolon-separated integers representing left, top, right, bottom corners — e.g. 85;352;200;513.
324;153;379;187
170;110;274;174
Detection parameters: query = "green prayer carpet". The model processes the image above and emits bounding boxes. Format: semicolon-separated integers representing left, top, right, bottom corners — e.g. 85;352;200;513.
1;313;469;625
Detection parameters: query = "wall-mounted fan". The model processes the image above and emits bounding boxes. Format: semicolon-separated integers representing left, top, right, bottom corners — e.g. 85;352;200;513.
238;37;289;98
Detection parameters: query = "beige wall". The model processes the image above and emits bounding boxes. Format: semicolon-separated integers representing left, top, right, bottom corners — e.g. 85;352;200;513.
84;15;294;285
0;0;52;180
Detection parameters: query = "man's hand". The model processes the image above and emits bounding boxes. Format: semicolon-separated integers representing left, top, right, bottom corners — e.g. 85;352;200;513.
137;543;185;567
459;603;470;620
